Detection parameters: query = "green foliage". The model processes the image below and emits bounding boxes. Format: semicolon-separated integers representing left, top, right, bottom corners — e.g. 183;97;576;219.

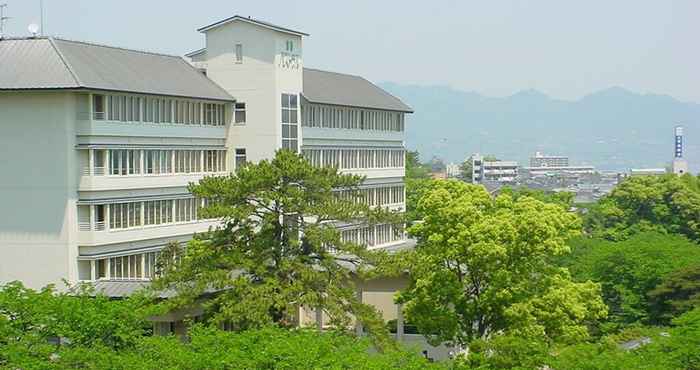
4;324;443;369
398;180;606;346
560;232;700;329
405;178;451;222
406;150;431;179
0;282;148;349
549;308;700;370
461;335;549;370
648;264;700;325
153;150;401;344
585;174;700;241
0;281;150;368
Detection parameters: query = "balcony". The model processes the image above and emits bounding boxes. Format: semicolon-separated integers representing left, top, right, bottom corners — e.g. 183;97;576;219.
77;219;220;247
301;127;404;143
340;167;405;179
79;169;227;191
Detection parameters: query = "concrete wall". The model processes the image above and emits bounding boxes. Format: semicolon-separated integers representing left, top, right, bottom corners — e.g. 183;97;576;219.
0;91;79;289
204;21;303;164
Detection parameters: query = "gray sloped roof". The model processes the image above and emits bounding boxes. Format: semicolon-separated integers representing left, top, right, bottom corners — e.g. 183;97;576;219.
0;37;233;101
0;38;78;88
91;280;174;298
197;15;309;36
302;68;413;113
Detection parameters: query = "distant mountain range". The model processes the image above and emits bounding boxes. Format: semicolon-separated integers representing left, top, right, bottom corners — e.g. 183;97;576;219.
379;83;699;173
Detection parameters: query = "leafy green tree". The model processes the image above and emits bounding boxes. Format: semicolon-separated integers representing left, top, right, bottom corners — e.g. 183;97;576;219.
397;180;607;347
459;157;473;182
560;232;700;329
153;150;401;341
585;174;700;241
648;264;700;325
406;150;431;179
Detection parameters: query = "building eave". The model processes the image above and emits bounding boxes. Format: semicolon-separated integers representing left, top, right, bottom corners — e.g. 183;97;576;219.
197;15;309;36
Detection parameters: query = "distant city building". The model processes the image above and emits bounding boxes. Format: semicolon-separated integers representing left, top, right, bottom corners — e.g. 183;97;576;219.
523;165;596;176
445;163;461;178
630;168;667;176
530;152;569;168
672;125;689;175
472;153;518;184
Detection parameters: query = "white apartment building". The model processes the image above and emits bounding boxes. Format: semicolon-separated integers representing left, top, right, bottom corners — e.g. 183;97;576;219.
0;16;413;330
186;16;411;255
472;154;518;184
0;37;235;289
530;151;569;168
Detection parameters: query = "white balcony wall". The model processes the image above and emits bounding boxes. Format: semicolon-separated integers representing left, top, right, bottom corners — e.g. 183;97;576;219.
78;220;219;247
79;172;226;191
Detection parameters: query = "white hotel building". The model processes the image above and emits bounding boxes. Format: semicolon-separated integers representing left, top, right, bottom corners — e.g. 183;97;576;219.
0;16;412;319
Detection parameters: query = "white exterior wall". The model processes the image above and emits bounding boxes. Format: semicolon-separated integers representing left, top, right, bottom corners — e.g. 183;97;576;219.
203;21;303;162
0;91;80;288
0;90;232;289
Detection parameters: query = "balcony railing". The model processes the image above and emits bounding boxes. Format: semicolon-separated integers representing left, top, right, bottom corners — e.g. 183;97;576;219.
78;221;105;231
83;166;107;176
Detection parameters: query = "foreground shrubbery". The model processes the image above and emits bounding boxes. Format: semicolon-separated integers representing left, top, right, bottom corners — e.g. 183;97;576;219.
558;232;700;330
8;326;441;370
0;282;439;369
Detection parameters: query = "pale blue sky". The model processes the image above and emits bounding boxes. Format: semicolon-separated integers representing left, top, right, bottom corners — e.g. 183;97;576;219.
3;0;698;102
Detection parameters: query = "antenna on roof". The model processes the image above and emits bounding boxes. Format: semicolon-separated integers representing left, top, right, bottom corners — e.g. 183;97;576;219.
0;3;10;38
39;0;44;35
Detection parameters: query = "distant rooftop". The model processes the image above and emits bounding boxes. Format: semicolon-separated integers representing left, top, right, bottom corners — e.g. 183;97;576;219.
197;15;309;36
0;37;233;101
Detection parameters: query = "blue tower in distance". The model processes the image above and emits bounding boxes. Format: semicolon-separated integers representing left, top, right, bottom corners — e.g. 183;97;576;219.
675;126;684;158
672;125;688;175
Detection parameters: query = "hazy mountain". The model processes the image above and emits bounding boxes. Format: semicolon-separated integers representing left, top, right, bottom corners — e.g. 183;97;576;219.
379;83;700;173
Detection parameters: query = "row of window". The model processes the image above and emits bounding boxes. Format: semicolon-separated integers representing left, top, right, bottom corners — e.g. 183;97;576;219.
93;94;230;126
94;251;159;281
302;148;405;169
340;224;404;248
93;149;232;176
302;104;405;132
106;198;203;230
281;93;299;151
335;185;405;207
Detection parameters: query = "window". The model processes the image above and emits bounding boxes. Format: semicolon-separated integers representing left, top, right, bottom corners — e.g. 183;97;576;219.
234;103;246;124
109;202;142;230
144;150;172;175
235;43;243;63
286;40;294;53
95;251;159;281
235;149;246;170
281;93;298;152
175;198;198;222
204;150;226;172
93;94;105;120
174;150;201;174
108;150;141;175
144;200;173;226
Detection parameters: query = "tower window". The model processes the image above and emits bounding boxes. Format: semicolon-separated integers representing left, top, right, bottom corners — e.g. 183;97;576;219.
234;103;246;124
235;44;243;63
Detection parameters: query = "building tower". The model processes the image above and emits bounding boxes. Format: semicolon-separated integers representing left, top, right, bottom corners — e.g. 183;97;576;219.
672;125;689;175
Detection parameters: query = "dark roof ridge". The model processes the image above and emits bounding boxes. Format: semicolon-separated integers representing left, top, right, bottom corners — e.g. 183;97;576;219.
47;37;82;86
